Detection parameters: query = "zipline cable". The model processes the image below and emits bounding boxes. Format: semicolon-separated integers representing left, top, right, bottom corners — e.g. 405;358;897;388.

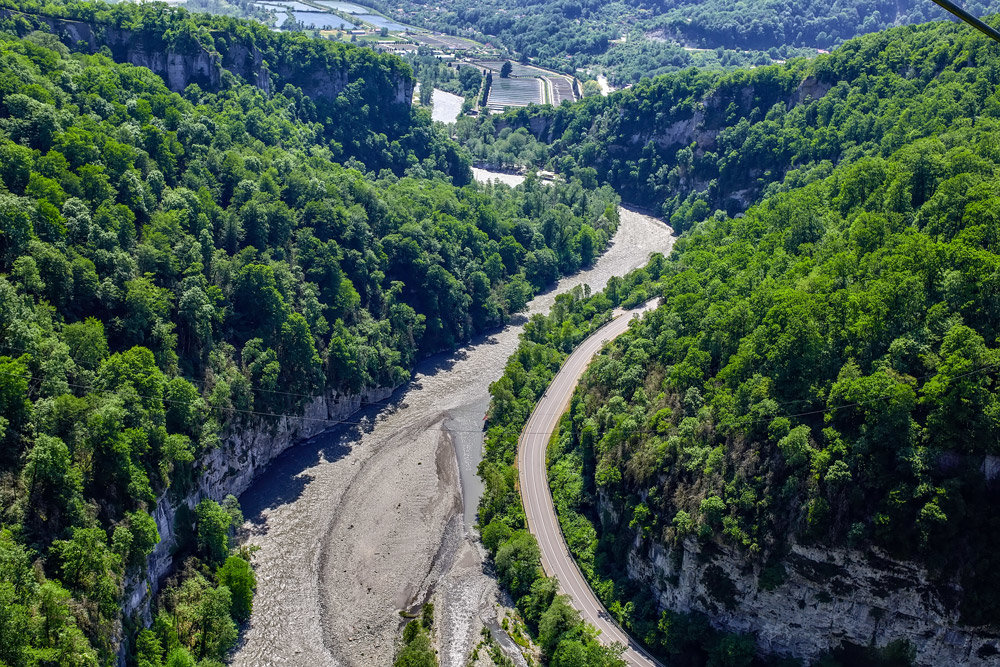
929;0;1000;44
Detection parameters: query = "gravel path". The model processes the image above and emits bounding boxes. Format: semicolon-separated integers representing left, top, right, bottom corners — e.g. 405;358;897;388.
470;168;526;188
232;182;674;667
597;75;613;96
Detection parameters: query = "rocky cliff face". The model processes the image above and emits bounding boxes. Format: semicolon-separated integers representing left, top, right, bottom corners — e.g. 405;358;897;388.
0;11;223;92
220;40;272;96
493;74;832;217
504;75;829;153
121;385;395;626
1;8;413;106
269;59;414;106
617;523;1000;665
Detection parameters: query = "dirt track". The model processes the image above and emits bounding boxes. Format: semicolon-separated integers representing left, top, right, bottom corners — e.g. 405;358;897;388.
232;194;674;667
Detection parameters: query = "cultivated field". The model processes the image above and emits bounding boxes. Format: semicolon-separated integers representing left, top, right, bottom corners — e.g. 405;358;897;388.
550;76;575;104
475;60;537;77
412;33;476;50
472;60;578;107
486;77;543;111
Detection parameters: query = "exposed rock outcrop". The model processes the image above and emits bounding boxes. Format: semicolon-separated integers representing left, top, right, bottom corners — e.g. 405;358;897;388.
0;10;223;92
0;8;414;105
121;385;395;629
620;530;1000;665
490;73;835;217
792;75;833;106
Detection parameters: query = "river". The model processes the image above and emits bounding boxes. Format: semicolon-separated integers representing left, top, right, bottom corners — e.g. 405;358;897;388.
232;171;674;667
432;89;464;124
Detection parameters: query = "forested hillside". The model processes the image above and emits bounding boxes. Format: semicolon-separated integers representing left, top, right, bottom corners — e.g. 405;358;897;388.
374;0;1000;77
553;117;1000;658
458;18;1000;231
0;10;620;664
641;0;993;50
0;0;427;172
477;19;1000;665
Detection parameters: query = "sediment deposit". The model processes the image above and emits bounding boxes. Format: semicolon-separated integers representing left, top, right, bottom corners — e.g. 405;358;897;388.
232;198;675;667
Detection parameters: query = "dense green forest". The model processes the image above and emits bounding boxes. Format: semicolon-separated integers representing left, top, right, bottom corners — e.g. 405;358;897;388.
641;0;997;50
0;0;431;173
551;112;1000;652
362;0;999;77
459;18;1000;229
0;5;623;662
475;17;1000;665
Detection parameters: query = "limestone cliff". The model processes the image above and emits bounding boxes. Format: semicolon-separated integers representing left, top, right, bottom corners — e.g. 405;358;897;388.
605;501;1000;665
0;10;223;92
492;74;830;217
121;384;396;628
0;8;413;106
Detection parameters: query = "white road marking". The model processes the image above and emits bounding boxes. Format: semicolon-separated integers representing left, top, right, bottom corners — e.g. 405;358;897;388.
517;302;662;667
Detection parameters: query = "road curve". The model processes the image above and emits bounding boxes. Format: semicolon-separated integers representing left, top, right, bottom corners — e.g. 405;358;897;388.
518;301;663;667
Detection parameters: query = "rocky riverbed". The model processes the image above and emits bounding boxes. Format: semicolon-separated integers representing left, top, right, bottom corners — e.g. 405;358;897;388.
470;168;526;188
431;89;464;124
232;175;675;667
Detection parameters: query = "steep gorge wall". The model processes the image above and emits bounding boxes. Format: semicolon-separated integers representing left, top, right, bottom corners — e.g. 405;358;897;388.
493;75;831;214
0;9;413;105
510;76;830;154
608;505;1000;665
122;385;395;626
0;10;224;92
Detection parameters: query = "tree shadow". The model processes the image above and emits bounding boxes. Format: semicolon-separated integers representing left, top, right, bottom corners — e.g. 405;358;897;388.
411;327;506;377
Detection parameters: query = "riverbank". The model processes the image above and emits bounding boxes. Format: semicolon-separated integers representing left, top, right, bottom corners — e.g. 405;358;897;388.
231;173;674;667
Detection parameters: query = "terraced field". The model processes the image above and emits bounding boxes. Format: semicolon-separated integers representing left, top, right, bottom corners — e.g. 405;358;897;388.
486;77;543;111
475;61;538;77
472;60;578;107
412;33;474;49
550;76;575;104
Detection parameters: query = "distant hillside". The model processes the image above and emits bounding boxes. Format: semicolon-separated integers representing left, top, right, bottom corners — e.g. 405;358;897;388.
374;0;1000;77
639;0;995;50
458;18;1000;230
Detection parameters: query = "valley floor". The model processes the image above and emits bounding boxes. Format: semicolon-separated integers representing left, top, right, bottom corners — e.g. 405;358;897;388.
232;182;674;666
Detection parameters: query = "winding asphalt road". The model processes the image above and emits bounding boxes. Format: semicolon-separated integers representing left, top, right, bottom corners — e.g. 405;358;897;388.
518;301;663;667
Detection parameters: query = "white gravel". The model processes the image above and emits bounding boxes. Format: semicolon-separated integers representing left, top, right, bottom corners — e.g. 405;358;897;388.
470;168;526;188
232;173;675;667
431;89;464;124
